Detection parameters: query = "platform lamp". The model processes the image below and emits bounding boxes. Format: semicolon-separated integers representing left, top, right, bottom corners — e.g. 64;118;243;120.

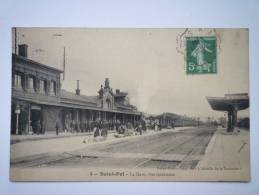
15;105;21;135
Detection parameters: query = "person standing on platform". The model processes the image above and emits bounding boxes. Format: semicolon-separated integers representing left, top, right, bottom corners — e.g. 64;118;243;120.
171;121;175;129
55;120;60;136
36;120;41;135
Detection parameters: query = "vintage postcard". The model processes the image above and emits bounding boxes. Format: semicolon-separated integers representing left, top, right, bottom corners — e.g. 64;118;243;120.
10;28;249;181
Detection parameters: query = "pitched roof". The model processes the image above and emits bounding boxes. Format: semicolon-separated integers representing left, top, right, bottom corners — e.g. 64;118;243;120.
13;54;63;74
114;91;128;97
115;102;136;111
155;112;182;119
60;89;99;107
60;90;140;114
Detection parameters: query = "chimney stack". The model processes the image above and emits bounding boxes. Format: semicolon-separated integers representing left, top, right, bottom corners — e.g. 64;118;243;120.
18;44;28;58
76;80;80;95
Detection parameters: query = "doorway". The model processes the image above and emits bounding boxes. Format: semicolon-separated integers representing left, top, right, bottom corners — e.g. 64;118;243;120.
30;105;42;134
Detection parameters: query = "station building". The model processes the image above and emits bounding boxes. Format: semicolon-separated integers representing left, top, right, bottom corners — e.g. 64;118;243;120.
11;44;141;134
147;112;198;129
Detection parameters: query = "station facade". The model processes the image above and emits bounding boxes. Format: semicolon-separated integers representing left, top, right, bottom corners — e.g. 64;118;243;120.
11;44;141;134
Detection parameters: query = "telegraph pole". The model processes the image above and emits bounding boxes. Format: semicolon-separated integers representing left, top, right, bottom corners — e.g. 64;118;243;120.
52;33;65;81
63;46;66;80
14;27;17;55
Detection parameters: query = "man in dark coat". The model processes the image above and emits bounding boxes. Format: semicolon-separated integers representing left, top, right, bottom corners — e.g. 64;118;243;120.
55;120;60;136
36;120;41;135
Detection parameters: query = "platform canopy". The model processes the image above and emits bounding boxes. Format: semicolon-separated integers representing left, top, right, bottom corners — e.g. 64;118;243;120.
206;93;249;112
206;93;249;132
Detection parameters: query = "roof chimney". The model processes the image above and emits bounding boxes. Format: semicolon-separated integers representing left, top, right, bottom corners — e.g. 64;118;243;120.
18;44;28;58
76;80;80;95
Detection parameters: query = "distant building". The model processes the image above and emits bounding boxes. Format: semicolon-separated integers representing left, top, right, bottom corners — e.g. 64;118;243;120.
146;112;198;129
11;44;141;134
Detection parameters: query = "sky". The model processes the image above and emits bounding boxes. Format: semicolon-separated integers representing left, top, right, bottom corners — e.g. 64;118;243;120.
12;28;249;120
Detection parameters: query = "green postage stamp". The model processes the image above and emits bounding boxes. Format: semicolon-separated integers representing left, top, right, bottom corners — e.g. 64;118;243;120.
186;36;217;74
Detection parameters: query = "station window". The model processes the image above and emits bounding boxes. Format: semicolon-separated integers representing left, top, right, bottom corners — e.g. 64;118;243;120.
14;73;23;89
28;76;35;92
106;99;112;109
50;80;56;95
39;79;47;94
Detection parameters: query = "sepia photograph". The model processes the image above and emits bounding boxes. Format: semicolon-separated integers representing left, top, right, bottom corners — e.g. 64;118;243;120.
9;28;249;181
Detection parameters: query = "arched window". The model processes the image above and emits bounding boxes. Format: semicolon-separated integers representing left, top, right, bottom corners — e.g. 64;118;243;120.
13;72;23;89
39;79;47;94
28;76;36;92
106;98;112;109
50;80;56;96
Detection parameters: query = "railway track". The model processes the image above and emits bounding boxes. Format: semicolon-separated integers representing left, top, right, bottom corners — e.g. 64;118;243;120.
134;128;214;169
11;127;216;169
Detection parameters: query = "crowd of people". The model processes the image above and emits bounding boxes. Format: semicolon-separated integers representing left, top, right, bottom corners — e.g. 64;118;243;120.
31;117;176;137
29;117;148;137
93;119;147;138
30;117;178;138
61;118;147;138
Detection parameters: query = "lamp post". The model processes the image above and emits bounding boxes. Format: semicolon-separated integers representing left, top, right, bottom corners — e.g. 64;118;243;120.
52;33;66;80
197;117;200;127
15;105;21;135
